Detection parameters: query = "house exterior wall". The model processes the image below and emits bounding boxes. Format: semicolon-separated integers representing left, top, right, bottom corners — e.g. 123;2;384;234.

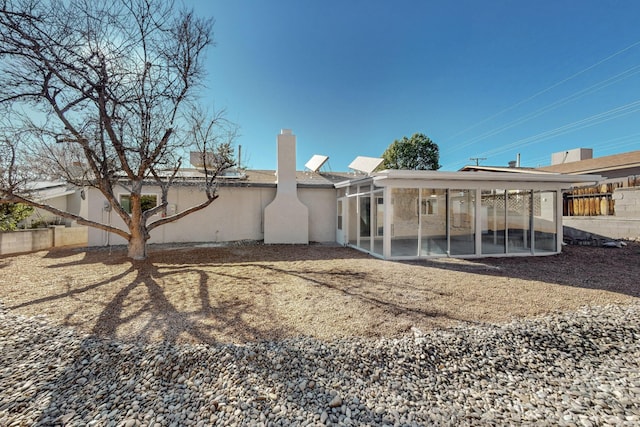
30;195;68;226
599;166;640;179
67;188;88;220
299;187;336;242
86;184;337;247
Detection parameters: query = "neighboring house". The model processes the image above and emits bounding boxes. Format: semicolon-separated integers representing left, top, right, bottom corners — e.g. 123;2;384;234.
85;130;599;259
535;148;640;241
536;148;640;179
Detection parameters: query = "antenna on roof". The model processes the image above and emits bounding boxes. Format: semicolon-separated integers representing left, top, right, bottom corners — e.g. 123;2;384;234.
348;156;384;175
304;154;329;172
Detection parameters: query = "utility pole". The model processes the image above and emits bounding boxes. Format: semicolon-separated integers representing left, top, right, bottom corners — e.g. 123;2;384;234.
469;157;487;166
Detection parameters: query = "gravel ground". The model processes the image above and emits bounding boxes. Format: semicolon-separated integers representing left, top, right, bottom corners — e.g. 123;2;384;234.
1;301;639;426
1;243;639;425
1;242;639;344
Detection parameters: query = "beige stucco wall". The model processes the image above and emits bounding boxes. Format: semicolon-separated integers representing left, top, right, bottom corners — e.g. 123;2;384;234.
299;187;337;242
87;184;337;247
30;195;68;225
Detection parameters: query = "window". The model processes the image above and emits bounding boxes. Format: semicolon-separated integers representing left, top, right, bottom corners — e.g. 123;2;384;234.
119;194;158;214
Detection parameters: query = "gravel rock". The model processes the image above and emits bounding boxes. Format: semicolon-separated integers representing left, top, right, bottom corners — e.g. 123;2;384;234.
1;301;639;426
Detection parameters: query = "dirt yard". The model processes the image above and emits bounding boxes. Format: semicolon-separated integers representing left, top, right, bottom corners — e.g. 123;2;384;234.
1;242;638;344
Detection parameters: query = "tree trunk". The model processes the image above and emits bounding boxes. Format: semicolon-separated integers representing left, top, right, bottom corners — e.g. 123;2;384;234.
128;229;148;260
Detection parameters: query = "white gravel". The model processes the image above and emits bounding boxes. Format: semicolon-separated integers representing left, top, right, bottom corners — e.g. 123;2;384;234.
1;301;639;426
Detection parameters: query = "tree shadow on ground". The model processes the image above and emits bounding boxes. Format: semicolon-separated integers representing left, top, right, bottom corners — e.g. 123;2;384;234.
2;243;461;344
40;241;372;265
4;242;638;346
403;242;640;298
88;260;276;344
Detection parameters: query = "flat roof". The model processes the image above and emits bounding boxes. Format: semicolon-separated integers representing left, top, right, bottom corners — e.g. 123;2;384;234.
335;169;601;188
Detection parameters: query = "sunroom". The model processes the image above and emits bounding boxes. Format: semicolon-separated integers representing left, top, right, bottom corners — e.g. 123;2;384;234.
335;170;599;259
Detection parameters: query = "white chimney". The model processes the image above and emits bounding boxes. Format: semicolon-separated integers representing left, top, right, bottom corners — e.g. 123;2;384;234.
263;129;309;244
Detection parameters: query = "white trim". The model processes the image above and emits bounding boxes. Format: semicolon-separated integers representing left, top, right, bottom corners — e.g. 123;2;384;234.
370;170;601;185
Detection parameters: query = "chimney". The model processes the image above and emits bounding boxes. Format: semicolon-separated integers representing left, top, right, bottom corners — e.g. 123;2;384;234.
263;129;309;244
516;153;521;168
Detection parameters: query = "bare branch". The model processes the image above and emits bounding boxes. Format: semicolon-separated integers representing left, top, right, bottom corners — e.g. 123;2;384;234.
0;193;129;239
147;194;218;231
0;0;230;259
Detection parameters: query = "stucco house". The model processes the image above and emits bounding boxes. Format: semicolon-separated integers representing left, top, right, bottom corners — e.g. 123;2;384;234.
537;148;640;240
84;129;599;259
536;148;640;179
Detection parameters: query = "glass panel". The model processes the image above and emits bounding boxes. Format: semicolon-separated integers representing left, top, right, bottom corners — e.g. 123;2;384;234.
372;193;384;256
420;189;447;255
481;190;506;254
449;189;475;255
348;196;358;246
533;191;557;253
390;188;419;256
337;200;343;230
507;190;532;254
359;194;371;251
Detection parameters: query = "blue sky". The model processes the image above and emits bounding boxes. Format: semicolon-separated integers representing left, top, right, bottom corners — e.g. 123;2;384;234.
189;1;640;171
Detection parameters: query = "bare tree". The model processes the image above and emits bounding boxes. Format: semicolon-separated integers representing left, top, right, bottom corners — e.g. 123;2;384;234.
0;0;235;259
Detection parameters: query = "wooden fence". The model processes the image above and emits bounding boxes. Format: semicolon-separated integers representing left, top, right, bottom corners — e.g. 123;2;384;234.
564;175;640;216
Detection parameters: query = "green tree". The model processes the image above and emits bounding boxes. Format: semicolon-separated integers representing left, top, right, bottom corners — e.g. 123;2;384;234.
0;203;33;231
381;133;441;170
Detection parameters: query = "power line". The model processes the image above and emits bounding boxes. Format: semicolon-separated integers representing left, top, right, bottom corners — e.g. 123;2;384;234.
475;100;640;159
443;38;640;144
442;101;640;170
443;64;640;155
